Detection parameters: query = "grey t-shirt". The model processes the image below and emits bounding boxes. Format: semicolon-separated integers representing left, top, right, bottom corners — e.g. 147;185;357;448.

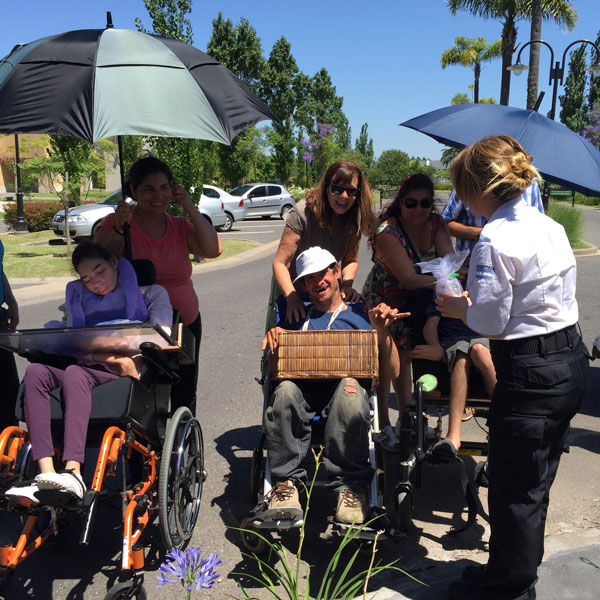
285;199;358;283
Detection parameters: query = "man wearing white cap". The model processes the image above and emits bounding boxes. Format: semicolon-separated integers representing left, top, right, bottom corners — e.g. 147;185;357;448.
261;246;406;524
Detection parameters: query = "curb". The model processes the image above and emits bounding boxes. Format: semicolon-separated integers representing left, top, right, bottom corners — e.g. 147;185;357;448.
10;240;280;308
573;244;599;256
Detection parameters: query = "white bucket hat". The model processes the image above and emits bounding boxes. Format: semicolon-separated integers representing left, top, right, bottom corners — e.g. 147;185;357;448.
293;246;338;282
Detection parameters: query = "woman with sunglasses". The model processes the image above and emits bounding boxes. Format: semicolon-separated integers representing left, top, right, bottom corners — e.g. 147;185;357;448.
363;173;453;448
438;136;588;600
270;161;375;326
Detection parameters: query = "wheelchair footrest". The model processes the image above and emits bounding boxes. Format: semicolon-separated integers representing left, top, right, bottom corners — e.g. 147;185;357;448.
34;489;82;509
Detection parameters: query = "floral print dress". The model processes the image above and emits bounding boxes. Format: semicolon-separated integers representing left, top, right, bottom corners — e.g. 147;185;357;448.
362;214;442;350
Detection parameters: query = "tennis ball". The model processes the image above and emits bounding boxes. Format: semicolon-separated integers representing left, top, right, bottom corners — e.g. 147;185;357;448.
417;374;438;392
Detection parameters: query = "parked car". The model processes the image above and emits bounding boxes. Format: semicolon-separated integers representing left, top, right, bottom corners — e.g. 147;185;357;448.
228;183;295;219
52;187;227;240
52;189;124;241
202;184;246;232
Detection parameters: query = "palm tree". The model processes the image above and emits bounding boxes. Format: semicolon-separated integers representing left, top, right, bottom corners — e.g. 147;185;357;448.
527;0;543;109
441;36;502;102
446;1;577;106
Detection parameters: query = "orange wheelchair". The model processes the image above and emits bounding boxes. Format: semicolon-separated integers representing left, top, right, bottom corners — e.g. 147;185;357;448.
0;322;204;599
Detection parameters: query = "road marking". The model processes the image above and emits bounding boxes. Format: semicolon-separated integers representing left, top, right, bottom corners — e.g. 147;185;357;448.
221;231;279;235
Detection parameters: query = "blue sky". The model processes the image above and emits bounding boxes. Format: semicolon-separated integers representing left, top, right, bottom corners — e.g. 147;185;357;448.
1;1;599;160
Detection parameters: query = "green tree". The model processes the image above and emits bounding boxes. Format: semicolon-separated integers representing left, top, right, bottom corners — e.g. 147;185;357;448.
207;13;266;186
120;136;146;183
371;150;411;187
441;36;502;103
355;123;375;167
526;0;543;109
587;29;600;115
135;0;193;43
336;123;352;151
559;45;587;132
206;12;265;92
259;37;299;184
446;1;577;106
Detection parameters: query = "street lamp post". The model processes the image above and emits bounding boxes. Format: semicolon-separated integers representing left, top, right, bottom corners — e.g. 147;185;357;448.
508;39;600;209
13;134;28;232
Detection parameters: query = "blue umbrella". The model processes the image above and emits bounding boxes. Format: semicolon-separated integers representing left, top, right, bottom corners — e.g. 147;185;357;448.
400;103;600;197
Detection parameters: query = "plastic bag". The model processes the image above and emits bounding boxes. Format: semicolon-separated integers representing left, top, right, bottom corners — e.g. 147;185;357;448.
416;250;470;298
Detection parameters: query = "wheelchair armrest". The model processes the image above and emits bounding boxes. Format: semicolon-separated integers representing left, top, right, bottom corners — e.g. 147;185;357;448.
140;342;180;383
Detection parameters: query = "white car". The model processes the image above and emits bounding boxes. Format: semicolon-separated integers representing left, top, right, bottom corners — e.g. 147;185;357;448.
201;184;247;232
52;188;227;240
228;183;295;219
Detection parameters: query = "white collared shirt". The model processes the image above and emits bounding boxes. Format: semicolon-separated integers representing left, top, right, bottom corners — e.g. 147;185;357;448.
465;197;578;340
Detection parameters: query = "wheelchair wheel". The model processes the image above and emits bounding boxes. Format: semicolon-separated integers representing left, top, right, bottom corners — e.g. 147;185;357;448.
239;517;269;554
158;407;204;550
104;581;147;600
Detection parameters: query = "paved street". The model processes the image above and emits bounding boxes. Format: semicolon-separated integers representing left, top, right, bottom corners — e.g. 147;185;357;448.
1;208;599;599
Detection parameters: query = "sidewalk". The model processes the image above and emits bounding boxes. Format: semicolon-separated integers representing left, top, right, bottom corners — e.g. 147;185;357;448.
367;535;600;599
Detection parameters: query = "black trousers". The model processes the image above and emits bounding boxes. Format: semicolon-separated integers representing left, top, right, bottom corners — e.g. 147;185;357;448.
482;326;589;599
169;313;201;417
0;347;20;431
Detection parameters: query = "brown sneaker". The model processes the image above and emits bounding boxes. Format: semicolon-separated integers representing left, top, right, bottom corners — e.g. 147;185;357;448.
462;407;475;422
263;480;302;521
335;489;367;524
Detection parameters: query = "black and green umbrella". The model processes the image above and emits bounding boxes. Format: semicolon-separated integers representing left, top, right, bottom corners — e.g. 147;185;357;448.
0;19;276;183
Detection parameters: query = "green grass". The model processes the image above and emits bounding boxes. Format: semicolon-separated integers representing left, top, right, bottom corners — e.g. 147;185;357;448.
1;231;260;278
546;202;583;246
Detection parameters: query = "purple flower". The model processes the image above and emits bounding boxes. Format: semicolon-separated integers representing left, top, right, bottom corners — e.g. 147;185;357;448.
157;547;221;592
303;151;314;163
317;123;336;139
300;138;311;148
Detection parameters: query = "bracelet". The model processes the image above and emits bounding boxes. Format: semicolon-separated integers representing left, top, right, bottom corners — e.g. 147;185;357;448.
113;226;124;236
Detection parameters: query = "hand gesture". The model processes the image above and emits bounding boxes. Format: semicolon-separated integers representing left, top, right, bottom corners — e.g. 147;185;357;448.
172;184;194;211
368;303;409;330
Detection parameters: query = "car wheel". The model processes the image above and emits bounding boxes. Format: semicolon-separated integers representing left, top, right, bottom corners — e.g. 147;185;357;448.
280;205;293;218
217;213;233;232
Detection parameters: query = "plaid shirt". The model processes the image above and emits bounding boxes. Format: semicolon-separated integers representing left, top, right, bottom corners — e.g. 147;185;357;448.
441;180;543;251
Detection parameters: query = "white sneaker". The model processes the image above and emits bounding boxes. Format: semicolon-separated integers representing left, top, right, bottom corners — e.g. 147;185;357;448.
36;471;86;500
4;480;40;507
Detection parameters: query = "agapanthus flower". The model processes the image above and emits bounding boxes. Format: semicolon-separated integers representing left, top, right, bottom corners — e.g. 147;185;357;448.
303;151;314;163
300;138;311;148
157;546;221;593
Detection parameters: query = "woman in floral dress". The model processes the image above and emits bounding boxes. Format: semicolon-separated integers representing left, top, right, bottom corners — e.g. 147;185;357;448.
363;174;453;449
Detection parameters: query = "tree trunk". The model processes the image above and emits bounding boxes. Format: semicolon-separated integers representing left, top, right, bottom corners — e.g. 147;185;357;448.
527;0;543;110
500;17;518;106
474;62;481;103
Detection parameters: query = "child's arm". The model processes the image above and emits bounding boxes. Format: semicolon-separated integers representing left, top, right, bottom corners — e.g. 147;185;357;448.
411;316;445;361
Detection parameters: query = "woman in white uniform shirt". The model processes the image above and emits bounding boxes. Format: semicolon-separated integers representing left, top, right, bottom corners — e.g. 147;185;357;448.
438;136;589;600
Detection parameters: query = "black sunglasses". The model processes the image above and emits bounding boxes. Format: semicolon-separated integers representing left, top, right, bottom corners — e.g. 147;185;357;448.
403;197;434;209
330;183;359;198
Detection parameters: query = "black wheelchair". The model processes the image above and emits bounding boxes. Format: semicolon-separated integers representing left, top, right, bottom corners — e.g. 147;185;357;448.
0;321;204;599
393;357;491;534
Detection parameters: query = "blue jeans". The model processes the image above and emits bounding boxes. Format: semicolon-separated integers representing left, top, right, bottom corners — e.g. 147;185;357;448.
264;378;373;493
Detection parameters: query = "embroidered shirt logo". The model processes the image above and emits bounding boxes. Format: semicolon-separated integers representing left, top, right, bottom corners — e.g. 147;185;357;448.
476;264;495;281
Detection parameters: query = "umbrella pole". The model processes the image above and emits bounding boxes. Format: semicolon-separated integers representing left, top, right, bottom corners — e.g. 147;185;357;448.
117;135;125;195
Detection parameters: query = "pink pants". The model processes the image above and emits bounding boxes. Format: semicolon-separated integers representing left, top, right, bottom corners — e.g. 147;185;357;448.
23;363;119;463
